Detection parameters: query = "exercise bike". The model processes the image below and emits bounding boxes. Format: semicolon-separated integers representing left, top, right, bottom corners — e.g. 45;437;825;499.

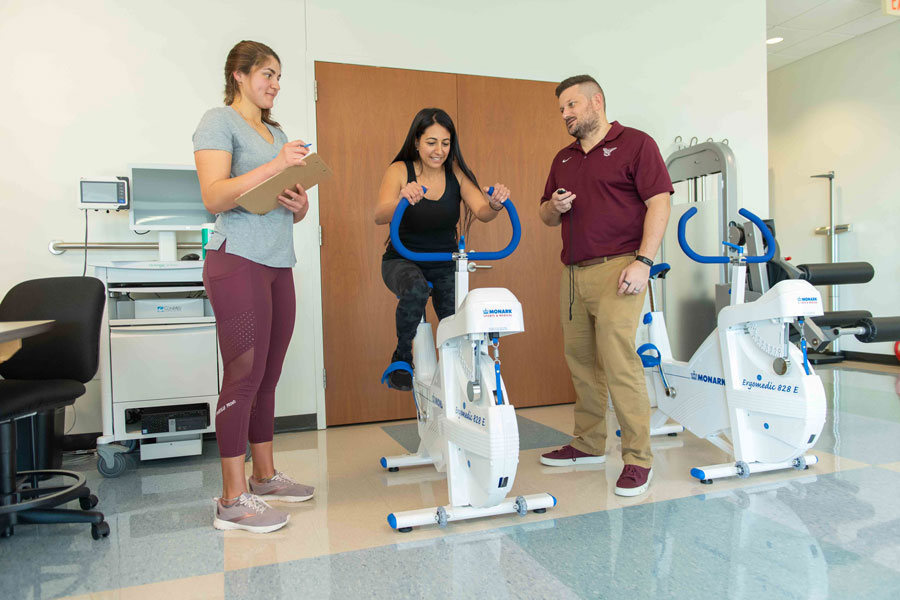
637;206;827;483
379;188;556;532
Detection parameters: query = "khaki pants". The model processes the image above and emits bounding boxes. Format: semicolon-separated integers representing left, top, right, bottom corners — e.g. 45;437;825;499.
560;256;652;468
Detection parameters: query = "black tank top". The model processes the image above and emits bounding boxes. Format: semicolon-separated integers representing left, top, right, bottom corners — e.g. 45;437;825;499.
382;161;461;262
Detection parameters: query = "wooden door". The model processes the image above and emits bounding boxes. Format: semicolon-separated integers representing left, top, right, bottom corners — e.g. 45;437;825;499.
456;75;575;408
316;62;457;426
316;62;575;426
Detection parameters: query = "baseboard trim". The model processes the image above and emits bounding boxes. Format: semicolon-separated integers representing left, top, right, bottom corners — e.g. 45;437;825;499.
274;413;318;433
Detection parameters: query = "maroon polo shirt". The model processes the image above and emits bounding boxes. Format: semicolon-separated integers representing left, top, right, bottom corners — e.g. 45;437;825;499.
541;121;673;265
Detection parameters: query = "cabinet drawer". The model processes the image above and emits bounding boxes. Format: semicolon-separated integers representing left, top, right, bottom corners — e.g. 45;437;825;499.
110;323;218;402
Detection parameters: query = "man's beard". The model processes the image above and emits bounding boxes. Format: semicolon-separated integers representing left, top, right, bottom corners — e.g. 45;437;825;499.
569;112;600;140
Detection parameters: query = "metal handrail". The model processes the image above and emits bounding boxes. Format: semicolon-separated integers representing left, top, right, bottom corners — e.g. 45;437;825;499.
48;241;202;255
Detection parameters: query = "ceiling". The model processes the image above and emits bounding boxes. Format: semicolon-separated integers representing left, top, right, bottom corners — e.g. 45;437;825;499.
767;0;898;71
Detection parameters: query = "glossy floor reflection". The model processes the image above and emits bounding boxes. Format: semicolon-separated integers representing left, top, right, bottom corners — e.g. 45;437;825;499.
0;364;898;599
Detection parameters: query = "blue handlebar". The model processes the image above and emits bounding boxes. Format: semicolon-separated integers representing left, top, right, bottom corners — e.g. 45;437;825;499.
677;207;727;264
389;198;453;261
677;206;776;265
389;185;521;262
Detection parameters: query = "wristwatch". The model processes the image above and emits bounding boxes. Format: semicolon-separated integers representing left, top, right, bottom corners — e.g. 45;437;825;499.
635;255;654;267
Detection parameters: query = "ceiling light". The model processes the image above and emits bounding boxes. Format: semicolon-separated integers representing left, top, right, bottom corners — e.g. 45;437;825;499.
766;37;784;45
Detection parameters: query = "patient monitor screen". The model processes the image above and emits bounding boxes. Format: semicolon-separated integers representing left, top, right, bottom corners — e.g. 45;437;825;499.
81;181;122;206
130;166;214;231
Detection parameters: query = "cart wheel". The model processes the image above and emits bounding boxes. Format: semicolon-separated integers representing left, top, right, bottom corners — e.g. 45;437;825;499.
97;452;127;478
79;494;99;510
91;521;110;540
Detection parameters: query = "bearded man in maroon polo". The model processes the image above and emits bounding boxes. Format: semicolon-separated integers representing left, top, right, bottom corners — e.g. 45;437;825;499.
538;74;673;497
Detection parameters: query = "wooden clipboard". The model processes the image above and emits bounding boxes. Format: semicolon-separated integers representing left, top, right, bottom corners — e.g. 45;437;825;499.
235;153;334;215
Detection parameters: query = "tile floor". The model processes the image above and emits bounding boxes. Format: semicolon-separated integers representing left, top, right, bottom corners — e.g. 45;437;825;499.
2;364;900;599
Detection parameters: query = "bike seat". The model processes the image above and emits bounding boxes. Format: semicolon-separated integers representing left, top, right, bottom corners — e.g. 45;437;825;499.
650;263;671;280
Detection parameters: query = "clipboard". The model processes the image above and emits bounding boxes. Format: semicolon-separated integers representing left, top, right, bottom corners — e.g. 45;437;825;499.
235;153;334;215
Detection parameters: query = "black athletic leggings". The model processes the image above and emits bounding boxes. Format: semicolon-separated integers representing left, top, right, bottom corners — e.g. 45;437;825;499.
381;259;455;360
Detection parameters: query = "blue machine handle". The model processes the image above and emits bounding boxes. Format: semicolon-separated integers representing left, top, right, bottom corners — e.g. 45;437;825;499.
389;186;521;262
677;206;776;265
677;207;728;264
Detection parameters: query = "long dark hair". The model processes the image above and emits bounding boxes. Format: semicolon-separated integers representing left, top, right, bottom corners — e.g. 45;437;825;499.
223;40;281;128
392;108;479;240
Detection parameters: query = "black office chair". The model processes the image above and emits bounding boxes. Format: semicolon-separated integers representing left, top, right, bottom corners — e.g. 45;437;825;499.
0;276;109;540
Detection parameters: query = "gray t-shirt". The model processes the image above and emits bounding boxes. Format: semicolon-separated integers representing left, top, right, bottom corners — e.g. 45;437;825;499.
192;106;295;268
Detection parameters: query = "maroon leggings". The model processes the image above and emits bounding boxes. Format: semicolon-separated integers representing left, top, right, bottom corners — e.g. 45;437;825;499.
203;246;295;458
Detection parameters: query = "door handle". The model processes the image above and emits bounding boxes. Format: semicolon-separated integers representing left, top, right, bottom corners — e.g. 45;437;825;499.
467;263;493;272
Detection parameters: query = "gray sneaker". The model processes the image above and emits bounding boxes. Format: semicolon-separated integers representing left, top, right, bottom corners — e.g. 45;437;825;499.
213;493;289;533
249;471;315;503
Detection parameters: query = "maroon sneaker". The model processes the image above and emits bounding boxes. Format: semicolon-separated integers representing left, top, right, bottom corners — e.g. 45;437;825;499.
540;444;606;466
615;464;653;496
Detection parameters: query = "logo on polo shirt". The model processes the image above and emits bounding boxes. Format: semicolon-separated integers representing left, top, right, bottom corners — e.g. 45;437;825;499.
603;147;618;157
562;157;572;163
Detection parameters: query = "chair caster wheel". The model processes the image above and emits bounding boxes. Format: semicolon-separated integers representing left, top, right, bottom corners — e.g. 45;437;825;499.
91;521;110;540
80;494;99;510
388;467;399;472
398;527;413;533
533;508;547;514
668;432;678;437
700;479;713;485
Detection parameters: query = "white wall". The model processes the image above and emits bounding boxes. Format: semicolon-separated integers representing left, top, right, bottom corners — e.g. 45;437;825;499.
306;0;770;214
768;20;900;356
1;0;769;434
0;0;314;434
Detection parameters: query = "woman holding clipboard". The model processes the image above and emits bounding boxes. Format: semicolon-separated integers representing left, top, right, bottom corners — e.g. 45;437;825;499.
193;40;313;534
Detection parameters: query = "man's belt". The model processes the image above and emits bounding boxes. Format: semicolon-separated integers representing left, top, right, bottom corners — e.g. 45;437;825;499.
573;251;637;268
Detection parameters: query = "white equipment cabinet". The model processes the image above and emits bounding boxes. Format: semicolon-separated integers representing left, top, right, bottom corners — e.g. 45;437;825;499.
94;261;220;477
